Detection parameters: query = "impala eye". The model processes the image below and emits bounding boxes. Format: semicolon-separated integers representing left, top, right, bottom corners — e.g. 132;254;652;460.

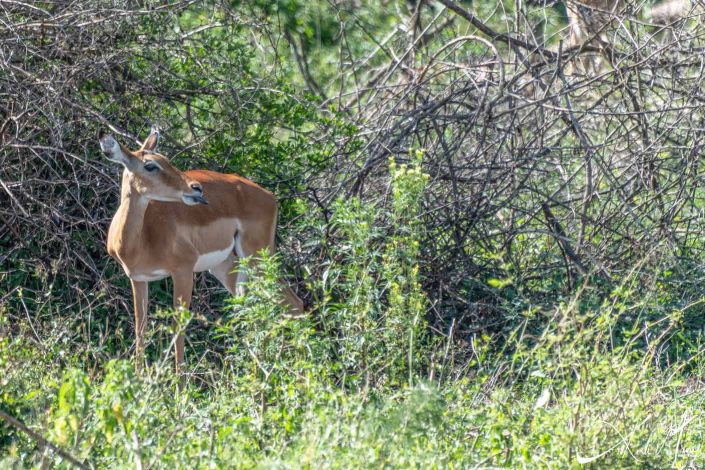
144;161;159;172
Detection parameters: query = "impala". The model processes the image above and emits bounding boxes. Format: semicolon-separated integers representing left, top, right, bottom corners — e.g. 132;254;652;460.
566;0;624;74
99;128;303;373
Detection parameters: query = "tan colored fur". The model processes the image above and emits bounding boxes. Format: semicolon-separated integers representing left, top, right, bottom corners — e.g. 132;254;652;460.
650;0;689;24
565;0;625;74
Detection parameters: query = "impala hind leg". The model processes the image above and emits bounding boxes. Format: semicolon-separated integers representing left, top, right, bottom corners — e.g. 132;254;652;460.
233;230;260;296
210;252;239;295
282;283;304;317
235;229;304;315
171;272;194;376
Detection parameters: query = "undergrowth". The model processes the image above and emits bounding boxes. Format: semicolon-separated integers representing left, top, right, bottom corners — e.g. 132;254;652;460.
3;158;705;468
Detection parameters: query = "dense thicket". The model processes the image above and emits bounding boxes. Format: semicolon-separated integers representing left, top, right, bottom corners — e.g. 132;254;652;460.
4;0;705;467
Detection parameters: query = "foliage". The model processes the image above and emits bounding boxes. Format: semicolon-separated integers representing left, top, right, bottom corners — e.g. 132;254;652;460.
4;156;705;467
4;274;705;467
4;0;705;468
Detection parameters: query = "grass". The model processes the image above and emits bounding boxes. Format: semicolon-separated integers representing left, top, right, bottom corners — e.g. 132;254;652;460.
3;276;705;468
3;160;705;468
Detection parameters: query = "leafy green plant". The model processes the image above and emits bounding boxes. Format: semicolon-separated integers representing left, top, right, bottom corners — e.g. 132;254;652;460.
220;251;329;442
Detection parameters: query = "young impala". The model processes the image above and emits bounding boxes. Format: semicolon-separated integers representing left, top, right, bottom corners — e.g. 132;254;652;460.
99;128;303;373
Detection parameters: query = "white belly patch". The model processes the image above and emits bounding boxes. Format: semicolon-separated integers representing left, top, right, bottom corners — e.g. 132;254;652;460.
131;270;169;282
194;241;234;272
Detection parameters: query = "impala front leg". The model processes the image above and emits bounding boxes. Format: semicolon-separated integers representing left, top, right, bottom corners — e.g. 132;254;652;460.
130;280;148;372
171;271;194;374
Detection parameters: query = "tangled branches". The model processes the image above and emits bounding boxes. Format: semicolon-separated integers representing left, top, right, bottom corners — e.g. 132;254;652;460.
326;0;705;324
2;0;705;339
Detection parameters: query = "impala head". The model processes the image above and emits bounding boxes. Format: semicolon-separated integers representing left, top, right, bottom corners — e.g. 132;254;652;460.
99;129;208;206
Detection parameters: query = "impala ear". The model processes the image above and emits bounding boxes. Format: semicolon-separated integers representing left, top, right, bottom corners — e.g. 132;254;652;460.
99;133;131;166
141;127;160;153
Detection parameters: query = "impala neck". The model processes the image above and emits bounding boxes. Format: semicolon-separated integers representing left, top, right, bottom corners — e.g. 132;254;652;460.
114;170;149;256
